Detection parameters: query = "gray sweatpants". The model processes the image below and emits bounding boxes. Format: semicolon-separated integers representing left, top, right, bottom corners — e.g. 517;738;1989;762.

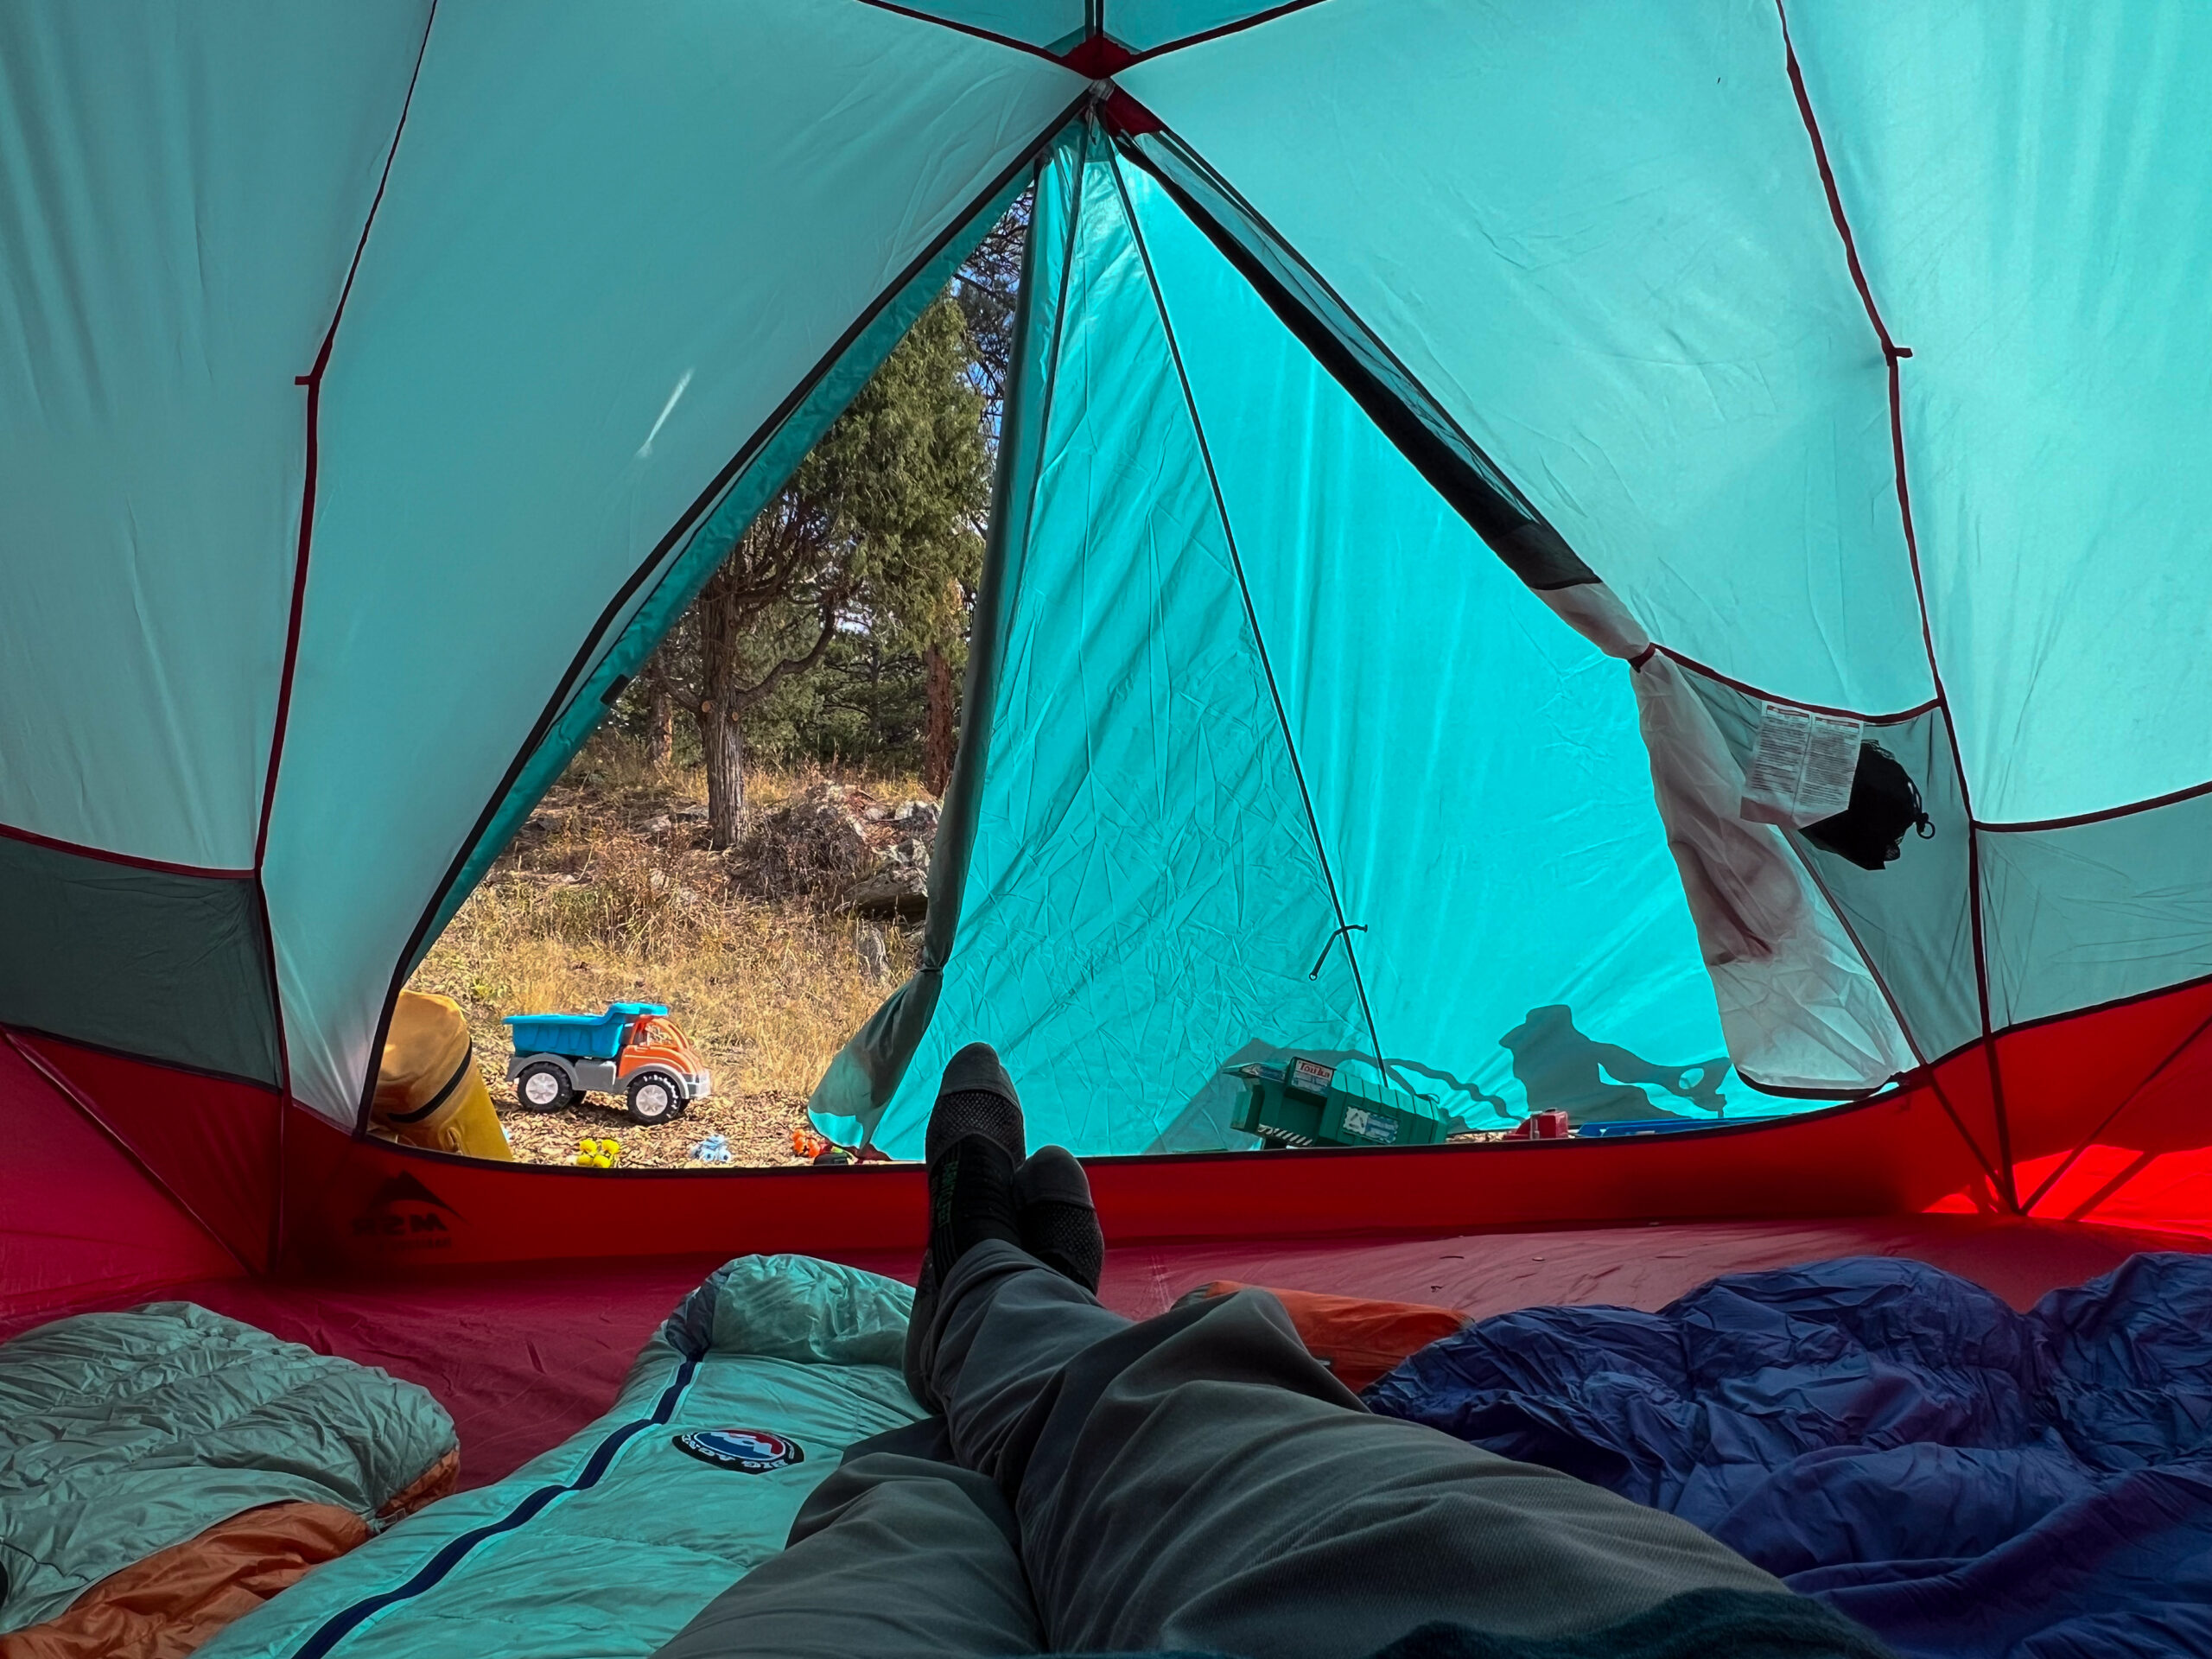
657;1240;1781;1659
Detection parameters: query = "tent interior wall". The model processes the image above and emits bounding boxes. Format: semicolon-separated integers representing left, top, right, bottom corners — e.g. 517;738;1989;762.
6;0;2212;1496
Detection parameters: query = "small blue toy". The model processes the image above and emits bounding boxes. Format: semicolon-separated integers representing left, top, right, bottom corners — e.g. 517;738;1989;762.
690;1133;732;1165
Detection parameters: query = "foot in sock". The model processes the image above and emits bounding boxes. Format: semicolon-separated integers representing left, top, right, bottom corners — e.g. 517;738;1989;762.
925;1041;1026;1165
1013;1145;1104;1294
906;1044;1028;1407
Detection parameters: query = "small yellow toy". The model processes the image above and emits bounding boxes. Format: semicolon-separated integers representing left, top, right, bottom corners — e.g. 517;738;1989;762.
571;1135;621;1169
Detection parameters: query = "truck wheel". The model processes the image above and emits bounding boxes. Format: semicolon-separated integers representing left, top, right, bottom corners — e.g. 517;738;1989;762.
626;1071;683;1125
516;1062;575;1113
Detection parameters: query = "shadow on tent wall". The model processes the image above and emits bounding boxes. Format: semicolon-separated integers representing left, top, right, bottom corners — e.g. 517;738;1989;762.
5;971;2211;1307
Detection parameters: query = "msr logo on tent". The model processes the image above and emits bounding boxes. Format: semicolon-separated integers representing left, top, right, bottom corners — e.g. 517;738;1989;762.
351;1172;463;1252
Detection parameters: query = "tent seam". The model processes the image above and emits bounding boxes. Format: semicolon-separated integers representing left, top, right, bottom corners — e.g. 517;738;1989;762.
3;1029;254;1276
2022;1001;2212;1216
1975;773;2212;834
841;0;1060;60
1116;129;1598;590
1773;0;2018;1211
0;1023;283;1096
817;120;1088;1136
1103;136;1394;1089
257;0;440;1223
1656;647;1940;726
1790;847;2005;1190
1124;0;1339;64
0;819;252;880
257;0;439;872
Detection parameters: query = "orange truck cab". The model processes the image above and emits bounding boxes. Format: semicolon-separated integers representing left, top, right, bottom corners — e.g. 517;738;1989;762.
503;1002;711;1125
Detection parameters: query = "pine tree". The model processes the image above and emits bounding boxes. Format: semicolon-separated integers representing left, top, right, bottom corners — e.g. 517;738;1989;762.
655;295;988;846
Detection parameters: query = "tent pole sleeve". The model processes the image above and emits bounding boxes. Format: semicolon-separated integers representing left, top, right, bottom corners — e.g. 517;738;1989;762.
1771;0;2017;1210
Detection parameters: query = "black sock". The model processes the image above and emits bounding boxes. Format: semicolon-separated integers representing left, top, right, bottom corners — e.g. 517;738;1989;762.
1014;1146;1104;1292
927;1133;1022;1286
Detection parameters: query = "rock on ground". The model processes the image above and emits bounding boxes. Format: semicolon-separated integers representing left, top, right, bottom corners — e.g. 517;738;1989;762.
738;779;938;921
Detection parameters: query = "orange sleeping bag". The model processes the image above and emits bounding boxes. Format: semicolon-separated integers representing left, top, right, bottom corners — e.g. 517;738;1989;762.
0;1456;454;1659
1179;1281;1469;1392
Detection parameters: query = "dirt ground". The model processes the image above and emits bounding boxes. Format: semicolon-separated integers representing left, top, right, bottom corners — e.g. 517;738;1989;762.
486;1071;817;1169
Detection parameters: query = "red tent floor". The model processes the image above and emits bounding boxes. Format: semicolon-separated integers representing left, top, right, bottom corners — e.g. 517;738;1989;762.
11;995;2212;1487
5;1213;2198;1490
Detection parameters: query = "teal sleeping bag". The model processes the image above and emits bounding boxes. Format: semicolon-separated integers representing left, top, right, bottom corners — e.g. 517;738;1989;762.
197;1255;920;1659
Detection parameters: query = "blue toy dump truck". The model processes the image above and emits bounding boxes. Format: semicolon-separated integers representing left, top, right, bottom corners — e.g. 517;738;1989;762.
502;1001;711;1126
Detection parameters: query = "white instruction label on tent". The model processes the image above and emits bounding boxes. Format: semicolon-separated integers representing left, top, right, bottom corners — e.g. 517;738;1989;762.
1741;702;1863;828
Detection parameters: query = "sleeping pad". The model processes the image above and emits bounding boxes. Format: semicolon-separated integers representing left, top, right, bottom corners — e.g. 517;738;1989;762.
194;1255;919;1659
1365;1252;2212;1659
0;1301;456;1647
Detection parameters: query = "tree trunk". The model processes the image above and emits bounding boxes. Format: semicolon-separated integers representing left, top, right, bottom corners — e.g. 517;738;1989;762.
697;564;749;849
646;677;675;770
705;705;746;850
869;637;883;755
924;645;956;798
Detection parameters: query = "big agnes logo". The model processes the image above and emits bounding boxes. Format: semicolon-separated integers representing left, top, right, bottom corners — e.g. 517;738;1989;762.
351;1172;462;1252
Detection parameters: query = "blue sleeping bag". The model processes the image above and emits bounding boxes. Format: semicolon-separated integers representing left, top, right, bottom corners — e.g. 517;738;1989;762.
1364;1253;2212;1659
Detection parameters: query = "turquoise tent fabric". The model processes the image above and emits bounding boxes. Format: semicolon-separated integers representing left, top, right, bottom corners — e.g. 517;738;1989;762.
843;124;1378;1155
1981;796;2212;1030
3;0;2209;1173
883;0;1288;55
0;836;277;1083
262;1;1083;1116
1121;0;1939;721
817;125;1743;1157
1103;2;1287;52
889;0;1088;51
419;173;1034;967
0;1;432;871
1785;2;2212;823
1122;0;2212;822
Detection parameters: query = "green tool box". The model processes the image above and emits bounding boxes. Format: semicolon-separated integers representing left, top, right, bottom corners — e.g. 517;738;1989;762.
1227;1056;1450;1148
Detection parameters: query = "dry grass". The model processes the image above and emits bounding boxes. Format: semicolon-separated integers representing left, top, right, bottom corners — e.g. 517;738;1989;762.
404;741;925;1168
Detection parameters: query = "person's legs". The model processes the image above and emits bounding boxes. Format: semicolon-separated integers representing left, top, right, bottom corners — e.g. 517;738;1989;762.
656;1052;1058;1659
900;1050;1811;1659
682;1042;1863;1659
652;1425;1040;1659
921;1254;1792;1659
